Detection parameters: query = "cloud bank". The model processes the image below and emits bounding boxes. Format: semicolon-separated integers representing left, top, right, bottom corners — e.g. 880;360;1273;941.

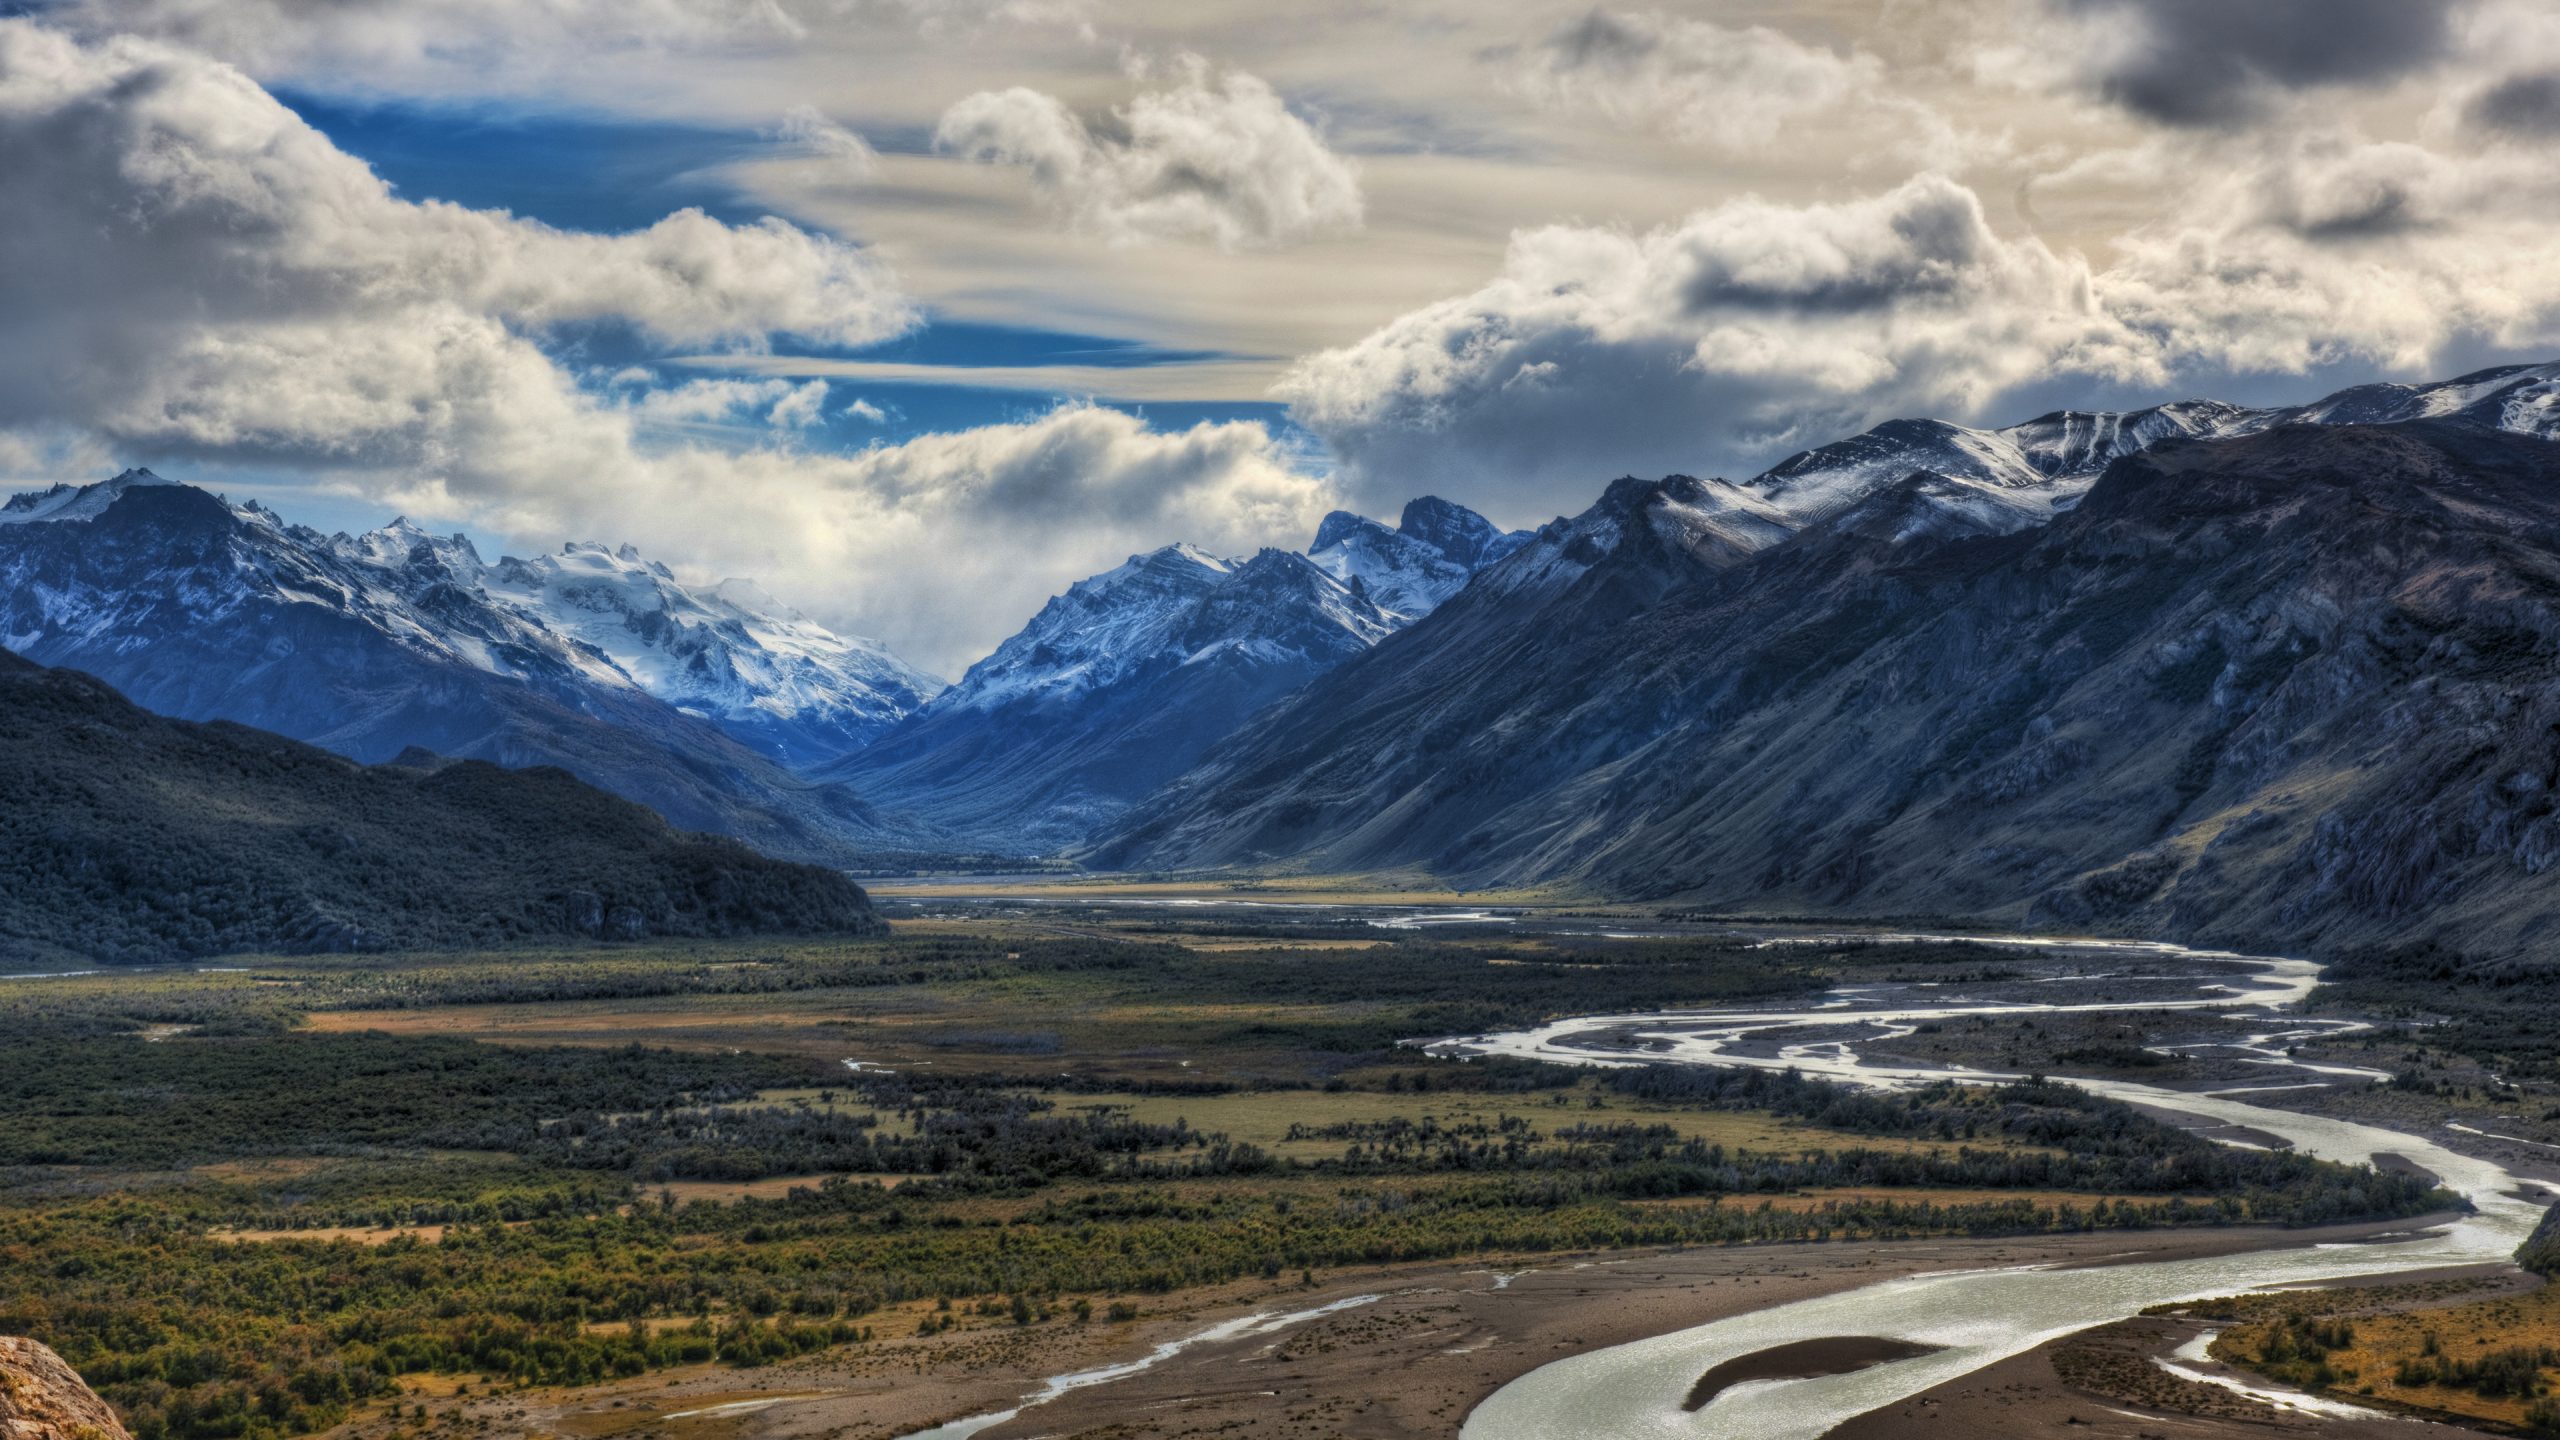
1502;8;1961;163
1288;144;2560;515
1283;175;2129;515
0;17;1334;674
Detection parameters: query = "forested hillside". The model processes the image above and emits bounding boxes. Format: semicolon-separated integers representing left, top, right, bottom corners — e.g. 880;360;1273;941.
0;651;884;963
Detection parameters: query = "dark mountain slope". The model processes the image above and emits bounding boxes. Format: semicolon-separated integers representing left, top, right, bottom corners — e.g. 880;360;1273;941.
1099;420;2560;958
0;482;902;863
0;651;883;964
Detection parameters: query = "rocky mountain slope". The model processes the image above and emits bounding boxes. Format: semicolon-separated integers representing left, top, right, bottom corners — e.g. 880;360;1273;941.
1307;496;1532;619
1098;393;2560;958
821;498;1521;851
0;473;929;861
0;648;882;964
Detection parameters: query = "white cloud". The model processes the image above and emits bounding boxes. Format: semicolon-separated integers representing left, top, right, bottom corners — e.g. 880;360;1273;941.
1504;9;1958;163
773;102;879;173
844;397;892;424
473;404;1337;676
935;55;1363;248
1282;174;2134;514
0;19;914;437
2100;133;2560;376
1289;137;2560;517
624;377;832;428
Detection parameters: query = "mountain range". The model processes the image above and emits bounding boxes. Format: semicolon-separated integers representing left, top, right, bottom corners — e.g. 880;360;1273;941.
14;359;2560;962
0;471;935;863
1095;362;2560;957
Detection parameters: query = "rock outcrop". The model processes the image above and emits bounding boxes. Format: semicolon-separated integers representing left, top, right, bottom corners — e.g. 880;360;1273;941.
0;1339;129;1440
2519;1201;2560;1277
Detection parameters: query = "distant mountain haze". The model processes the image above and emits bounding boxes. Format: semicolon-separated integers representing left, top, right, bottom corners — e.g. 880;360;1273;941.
12;362;2558;885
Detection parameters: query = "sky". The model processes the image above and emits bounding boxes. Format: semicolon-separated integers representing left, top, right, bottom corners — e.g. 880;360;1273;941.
4;0;2560;676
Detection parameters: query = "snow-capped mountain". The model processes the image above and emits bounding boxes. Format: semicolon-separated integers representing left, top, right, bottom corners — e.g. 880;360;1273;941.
817;542;1402;851
1741;362;2560;535
477;541;940;766
0;471;928;860
815;494;1527;851
1307;496;1532;620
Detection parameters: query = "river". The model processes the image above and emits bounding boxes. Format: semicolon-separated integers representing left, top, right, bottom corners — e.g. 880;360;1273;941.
1432;934;2558;1440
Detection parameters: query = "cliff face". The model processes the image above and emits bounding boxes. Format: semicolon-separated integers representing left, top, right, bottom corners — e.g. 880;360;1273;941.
0;1339;130;1440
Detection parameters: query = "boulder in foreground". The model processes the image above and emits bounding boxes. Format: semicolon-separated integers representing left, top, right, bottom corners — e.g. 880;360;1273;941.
0;1337;130;1440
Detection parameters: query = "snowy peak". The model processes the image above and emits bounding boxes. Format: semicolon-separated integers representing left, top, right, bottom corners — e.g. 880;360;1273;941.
1306;495;1528;621
2001;400;2245;479
1398;495;1526;570
1647;474;1800;562
1310;510;1384;554
0;467;179;525
475;537;941;766
1741;362;2560;537
943;535;1411;715
1466;472;1794;607
1750;418;2053;521
333;517;486;581
2272;361;2560;436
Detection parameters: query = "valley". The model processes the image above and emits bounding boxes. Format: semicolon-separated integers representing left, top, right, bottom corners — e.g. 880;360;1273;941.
12;10;2560;1439
6;896;2557;1440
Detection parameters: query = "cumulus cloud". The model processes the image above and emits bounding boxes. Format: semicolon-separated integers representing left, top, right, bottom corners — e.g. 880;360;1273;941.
2017;0;2470;127
1504;9;1958;162
2100;135;2560;377
935;56;1362;248
478;405;1336;676
1282;175;2134;513
0;19;913;451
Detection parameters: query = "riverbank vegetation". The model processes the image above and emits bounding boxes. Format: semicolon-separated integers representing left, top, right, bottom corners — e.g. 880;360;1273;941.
2198;1277;2560;1434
